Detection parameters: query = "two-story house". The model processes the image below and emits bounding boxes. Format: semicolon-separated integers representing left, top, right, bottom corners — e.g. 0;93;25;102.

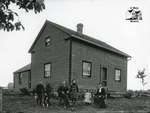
13;20;130;92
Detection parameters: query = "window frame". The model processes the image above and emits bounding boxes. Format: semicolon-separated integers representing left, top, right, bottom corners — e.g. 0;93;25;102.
82;61;92;78
44;63;52;78
114;68;121;82
45;36;51;47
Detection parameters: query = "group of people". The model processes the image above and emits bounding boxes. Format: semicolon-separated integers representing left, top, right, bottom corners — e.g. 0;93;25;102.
34;81;52;107
57;79;79;108
34;79;107;109
34;79;79;108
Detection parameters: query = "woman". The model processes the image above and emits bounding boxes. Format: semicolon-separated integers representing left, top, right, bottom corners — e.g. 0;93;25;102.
94;82;106;108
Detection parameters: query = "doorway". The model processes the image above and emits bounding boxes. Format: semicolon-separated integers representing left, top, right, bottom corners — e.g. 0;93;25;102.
101;67;107;86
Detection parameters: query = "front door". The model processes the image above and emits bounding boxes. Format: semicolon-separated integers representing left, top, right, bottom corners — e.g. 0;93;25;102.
101;67;107;86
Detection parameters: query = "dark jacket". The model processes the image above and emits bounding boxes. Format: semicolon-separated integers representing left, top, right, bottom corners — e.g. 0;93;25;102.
57;85;69;97
36;83;45;95
70;83;79;93
96;87;106;98
45;84;52;96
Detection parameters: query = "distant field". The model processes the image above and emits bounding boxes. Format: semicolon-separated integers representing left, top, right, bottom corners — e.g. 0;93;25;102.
3;95;150;113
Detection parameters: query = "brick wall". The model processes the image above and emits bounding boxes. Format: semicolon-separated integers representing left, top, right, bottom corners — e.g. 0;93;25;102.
71;40;127;92
14;71;30;91
31;23;70;89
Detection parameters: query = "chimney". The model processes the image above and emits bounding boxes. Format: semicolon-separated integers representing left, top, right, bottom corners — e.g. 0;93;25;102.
77;23;83;34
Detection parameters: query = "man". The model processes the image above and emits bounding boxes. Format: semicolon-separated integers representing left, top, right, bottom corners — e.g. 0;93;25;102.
57;81;70;109
44;83;53;107
94;82;107;108
35;81;45;106
70;79;79;106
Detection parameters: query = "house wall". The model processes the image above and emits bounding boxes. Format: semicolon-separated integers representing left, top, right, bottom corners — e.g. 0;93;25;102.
31;23;70;89
71;40;127;92
14;71;31;91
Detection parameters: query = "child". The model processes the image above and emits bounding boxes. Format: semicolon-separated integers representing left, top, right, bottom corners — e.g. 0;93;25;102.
84;89;92;105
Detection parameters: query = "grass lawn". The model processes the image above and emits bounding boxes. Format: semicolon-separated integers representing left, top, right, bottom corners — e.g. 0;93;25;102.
3;95;150;113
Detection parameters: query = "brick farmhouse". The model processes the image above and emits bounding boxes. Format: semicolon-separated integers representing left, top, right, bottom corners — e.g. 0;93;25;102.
13;20;130;92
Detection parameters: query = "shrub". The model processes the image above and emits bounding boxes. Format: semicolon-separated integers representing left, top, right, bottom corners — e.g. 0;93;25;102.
3;89;20;95
20;88;30;95
78;92;85;101
124;90;133;99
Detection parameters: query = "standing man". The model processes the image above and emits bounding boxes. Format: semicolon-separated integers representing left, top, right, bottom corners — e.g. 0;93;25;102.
45;82;53;106
35;80;45;106
57;81;70;109
70;79;79;106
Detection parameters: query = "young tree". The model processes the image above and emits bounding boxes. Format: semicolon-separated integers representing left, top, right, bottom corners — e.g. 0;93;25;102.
0;0;45;31
136;68;148;91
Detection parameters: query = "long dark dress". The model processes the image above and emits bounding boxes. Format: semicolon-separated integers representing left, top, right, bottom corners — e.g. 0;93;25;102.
94;87;106;108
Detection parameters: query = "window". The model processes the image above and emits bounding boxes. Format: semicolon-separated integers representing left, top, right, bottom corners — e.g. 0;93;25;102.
18;73;22;85
45;37;51;47
82;61;92;78
44;63;51;78
115;69;121;82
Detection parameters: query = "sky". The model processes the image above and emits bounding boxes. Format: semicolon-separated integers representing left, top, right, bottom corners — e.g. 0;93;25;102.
0;0;150;90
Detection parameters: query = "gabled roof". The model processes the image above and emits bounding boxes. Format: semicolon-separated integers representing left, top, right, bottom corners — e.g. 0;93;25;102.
29;20;130;58
14;64;31;74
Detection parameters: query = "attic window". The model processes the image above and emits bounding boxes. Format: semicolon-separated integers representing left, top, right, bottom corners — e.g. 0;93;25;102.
45;37;51;47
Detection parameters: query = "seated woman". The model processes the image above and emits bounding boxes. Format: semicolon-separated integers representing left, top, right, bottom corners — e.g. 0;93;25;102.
94;82;107;108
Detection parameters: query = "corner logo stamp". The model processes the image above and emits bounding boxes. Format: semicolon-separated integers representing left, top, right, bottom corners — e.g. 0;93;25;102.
126;7;142;22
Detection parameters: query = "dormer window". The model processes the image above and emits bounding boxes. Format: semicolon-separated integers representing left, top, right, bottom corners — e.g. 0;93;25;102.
45;37;51;47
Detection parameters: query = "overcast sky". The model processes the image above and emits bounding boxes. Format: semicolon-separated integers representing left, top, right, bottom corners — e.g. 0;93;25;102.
0;0;150;90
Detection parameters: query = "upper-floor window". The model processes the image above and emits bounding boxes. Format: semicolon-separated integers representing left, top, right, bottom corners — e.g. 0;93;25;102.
45;37;51;47
82;61;92;78
44;63;51;78
115;69;121;82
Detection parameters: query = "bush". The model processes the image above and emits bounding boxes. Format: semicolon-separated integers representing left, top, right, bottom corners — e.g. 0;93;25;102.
78;92;85;100
3;89;20;95
124;90;133;99
20;88;30;95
